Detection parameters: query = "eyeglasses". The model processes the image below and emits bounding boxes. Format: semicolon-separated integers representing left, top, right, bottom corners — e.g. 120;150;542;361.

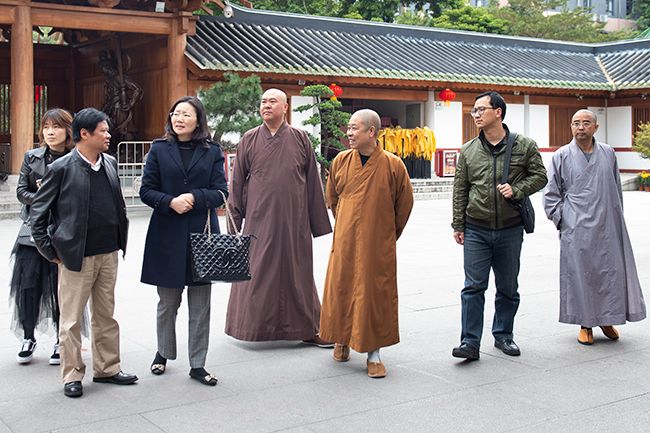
170;111;195;119
571;121;594;127
470;106;496;116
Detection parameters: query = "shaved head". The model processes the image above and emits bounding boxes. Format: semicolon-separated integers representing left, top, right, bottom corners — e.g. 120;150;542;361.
262;88;287;104
260;88;289;129
347;109;381;155
572;109;597;123
351;109;381;139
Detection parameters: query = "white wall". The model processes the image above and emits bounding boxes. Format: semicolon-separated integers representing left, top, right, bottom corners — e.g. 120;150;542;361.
528;105;550;148
617;152;650;170
432;101;463;149
606;106;632;147
424;90;436;131
587;106;607;143
507;103;549;148
505;104;525;133
290;95;317;136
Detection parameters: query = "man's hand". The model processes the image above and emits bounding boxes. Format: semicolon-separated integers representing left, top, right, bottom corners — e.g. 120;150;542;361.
496;183;513;199
170;193;195;214
453;231;464;245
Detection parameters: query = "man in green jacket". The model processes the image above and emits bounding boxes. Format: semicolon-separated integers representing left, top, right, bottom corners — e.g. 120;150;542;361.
451;91;547;361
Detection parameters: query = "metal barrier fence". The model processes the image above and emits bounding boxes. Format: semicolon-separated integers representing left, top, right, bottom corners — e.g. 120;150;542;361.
0;143;10;176
116;141;151;207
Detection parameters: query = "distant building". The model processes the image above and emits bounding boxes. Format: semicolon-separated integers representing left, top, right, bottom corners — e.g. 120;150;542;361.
468;0;625;17
467;0;635;31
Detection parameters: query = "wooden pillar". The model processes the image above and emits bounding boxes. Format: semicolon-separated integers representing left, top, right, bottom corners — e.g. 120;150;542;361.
10;4;34;174
167;17;187;106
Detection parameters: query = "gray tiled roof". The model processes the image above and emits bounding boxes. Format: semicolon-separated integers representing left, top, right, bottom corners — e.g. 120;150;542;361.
186;5;650;91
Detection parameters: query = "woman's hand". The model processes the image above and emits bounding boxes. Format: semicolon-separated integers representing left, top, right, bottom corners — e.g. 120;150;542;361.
170;193;195;214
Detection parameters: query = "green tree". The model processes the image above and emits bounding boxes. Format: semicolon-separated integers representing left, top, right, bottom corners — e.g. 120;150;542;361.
198;72;263;152
293;85;350;174
633;122;650;159
631;0;650;30
430;5;509;34
244;0;341;15
339;0;401;22
409;0;464;18
394;10;434;26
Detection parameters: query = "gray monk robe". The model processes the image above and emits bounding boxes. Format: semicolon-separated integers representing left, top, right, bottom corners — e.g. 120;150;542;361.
225;122;332;341
543;140;646;327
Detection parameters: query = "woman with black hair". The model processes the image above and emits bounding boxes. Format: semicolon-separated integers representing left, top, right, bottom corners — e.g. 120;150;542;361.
140;96;228;386
11;108;74;365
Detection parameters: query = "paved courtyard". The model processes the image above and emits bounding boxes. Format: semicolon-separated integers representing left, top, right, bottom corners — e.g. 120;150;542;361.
0;192;649;433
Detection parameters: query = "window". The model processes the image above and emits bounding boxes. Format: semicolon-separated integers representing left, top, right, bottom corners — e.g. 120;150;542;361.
0;84;9;138
606;0;613;12
0;84;49;142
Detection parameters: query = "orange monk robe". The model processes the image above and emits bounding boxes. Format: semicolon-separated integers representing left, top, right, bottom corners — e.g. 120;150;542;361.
319;146;414;353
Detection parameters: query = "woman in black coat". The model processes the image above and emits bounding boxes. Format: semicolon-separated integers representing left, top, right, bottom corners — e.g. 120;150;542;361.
140;96;227;386
11;108;74;365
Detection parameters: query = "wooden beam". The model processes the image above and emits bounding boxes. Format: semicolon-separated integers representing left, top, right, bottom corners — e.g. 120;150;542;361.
0;4;15;25
168;18;188;106
186;66;621;98
10;4;33;174
30;2;175;35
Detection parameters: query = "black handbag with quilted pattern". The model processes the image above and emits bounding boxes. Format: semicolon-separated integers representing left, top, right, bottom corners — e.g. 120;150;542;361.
190;191;253;282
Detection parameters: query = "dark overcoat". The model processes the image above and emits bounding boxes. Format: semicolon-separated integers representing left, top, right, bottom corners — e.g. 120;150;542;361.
140;138;228;288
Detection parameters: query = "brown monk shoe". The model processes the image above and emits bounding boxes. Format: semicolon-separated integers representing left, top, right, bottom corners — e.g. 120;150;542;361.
367;361;387;379
599;325;620;340
333;344;350;362
578;327;593;345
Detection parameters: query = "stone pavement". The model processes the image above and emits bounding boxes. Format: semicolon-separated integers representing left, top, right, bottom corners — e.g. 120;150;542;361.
0;192;649;433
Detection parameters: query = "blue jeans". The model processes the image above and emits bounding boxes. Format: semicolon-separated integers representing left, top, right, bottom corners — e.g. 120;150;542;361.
460;224;523;349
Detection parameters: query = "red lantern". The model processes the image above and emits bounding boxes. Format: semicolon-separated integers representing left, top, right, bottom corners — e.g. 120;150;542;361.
329;83;343;101
35;85;41;104
438;88;456;107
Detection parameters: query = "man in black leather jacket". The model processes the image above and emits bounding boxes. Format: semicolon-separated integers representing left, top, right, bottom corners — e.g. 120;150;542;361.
30;108;137;398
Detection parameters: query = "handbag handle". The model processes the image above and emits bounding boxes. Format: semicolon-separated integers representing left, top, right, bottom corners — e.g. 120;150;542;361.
203;190;242;240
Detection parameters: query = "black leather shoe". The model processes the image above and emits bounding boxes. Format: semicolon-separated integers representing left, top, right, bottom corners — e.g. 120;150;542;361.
64;381;83;398
93;371;138;385
452;343;480;360
494;339;521;356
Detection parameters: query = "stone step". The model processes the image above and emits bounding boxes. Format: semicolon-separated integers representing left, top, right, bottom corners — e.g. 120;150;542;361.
0;175;457;217
411;178;454;185
414;192;452;200
412;186;453;193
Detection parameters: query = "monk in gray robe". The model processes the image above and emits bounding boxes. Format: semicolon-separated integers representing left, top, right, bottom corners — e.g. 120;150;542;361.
543;109;646;345
225;88;333;345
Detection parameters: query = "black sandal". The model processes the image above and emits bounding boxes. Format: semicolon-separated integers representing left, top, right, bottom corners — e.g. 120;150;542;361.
151;352;167;375
189;368;218;386
151;363;166;375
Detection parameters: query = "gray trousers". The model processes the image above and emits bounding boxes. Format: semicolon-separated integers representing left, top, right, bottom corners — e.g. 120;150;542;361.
157;285;211;368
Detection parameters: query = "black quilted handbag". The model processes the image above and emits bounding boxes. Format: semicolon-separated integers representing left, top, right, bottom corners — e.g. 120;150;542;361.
190;191;253;282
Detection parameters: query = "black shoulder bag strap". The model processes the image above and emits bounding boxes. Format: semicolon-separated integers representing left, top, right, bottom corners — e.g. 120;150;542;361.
501;131;517;185
501;132;535;233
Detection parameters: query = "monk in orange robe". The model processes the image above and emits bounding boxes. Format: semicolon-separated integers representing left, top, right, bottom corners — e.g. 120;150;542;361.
319;109;414;378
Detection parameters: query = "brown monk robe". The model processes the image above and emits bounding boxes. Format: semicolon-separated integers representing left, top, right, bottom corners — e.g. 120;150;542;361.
225;121;332;341
319;144;414;353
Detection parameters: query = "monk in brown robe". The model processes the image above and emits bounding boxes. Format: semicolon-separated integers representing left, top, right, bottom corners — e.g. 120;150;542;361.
320;109;414;378
225;88;333;346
